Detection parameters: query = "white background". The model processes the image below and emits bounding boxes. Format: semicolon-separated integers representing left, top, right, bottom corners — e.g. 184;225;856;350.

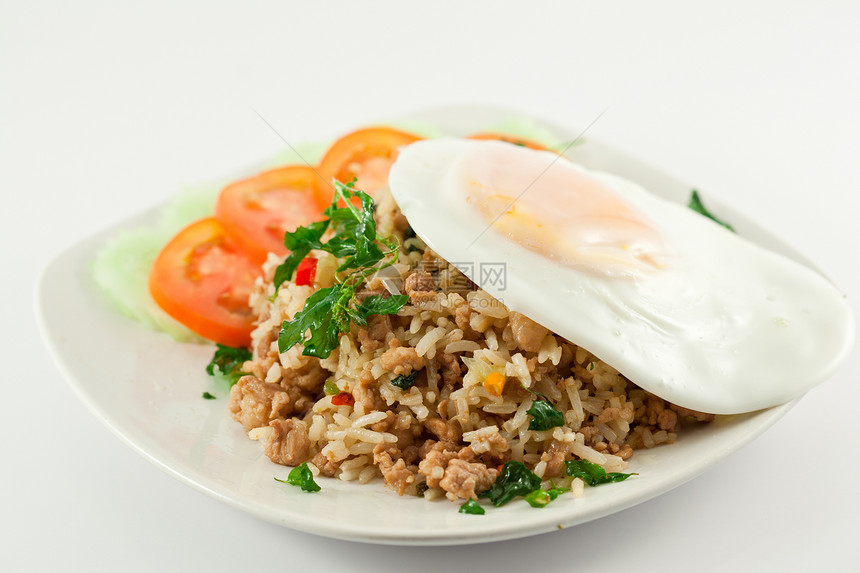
4;1;859;571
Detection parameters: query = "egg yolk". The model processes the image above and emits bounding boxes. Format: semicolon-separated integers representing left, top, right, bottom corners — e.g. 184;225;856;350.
457;144;671;277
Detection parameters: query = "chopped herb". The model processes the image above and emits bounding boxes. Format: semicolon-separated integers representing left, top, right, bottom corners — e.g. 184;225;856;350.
524;489;551;508
390;370;420;390
205;344;252;385
565;459;637;486
546;485;570;500
274;462;321;493
524;482;571;508
277;286;344;358
354;293;410;319
587;362;595;371
519;385;564;431
201;392;216;400
323;379;340;395
415;481;429;497
272;220;330;291
459;499;485;515
276;180;408;359
687;189;735;232
526;399;565;431
478;461;542;507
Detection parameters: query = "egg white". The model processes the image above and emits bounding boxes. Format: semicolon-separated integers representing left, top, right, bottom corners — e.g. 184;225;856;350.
388;139;855;414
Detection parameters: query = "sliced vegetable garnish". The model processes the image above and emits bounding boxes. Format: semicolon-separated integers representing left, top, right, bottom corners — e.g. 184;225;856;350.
214;166;327;266
459;499;485;515
546;484;570;500
313;127;422;206
294;257;318;287
272;220;329;292
523;489;552;508
201;392;216;400
390;371;420;390
466;132;553;152
472;459;632;513
277;181;408;359
205;344;252;385
92;225;203;342
323;379;340;395
274;179;393;290
274;462;321;493
483;371;506;397
354;293;409;317
526;398;565;431
331;392;355;406
149;217;263;346
524;483;570;508
564;459;637;486
478;461;542;507
687;189;735;232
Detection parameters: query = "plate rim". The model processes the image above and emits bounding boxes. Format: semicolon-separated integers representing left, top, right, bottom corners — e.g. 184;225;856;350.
36;104;807;545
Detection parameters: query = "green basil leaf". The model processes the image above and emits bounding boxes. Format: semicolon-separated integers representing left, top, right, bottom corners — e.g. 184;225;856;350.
355;189;378;242
458;499;485;515
526;399;565;431
356;294;409;319
687;189;735;232
274;462;320;493
278;286;343;358
272;219;331;291
390;370;420;390
205;344;252;385
546;486;569;500
319;235;357;259
282;219;329;251
524;489;551;508
564;459;637;486
272;249;307;292
478;461;542;507
273;179;404;361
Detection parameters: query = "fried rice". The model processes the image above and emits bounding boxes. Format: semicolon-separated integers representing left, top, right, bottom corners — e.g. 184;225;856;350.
228;190;715;502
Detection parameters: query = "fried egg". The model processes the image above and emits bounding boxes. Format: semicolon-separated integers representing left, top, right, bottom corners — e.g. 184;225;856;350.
388;139;854;414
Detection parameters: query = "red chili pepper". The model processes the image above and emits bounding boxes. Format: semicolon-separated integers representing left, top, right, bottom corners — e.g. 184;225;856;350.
331;391;355;406
295;257;318;286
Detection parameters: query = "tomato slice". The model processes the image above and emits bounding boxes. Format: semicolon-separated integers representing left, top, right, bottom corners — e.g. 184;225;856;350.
214;165;326;266
314;127;422;206
467;132;554;152
149;218;262;347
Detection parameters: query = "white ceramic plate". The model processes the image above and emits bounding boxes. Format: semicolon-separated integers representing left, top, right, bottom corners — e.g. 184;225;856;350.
36;105;801;545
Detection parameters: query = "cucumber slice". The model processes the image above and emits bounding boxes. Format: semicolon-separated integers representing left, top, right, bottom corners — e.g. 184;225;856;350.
92;225;204;342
